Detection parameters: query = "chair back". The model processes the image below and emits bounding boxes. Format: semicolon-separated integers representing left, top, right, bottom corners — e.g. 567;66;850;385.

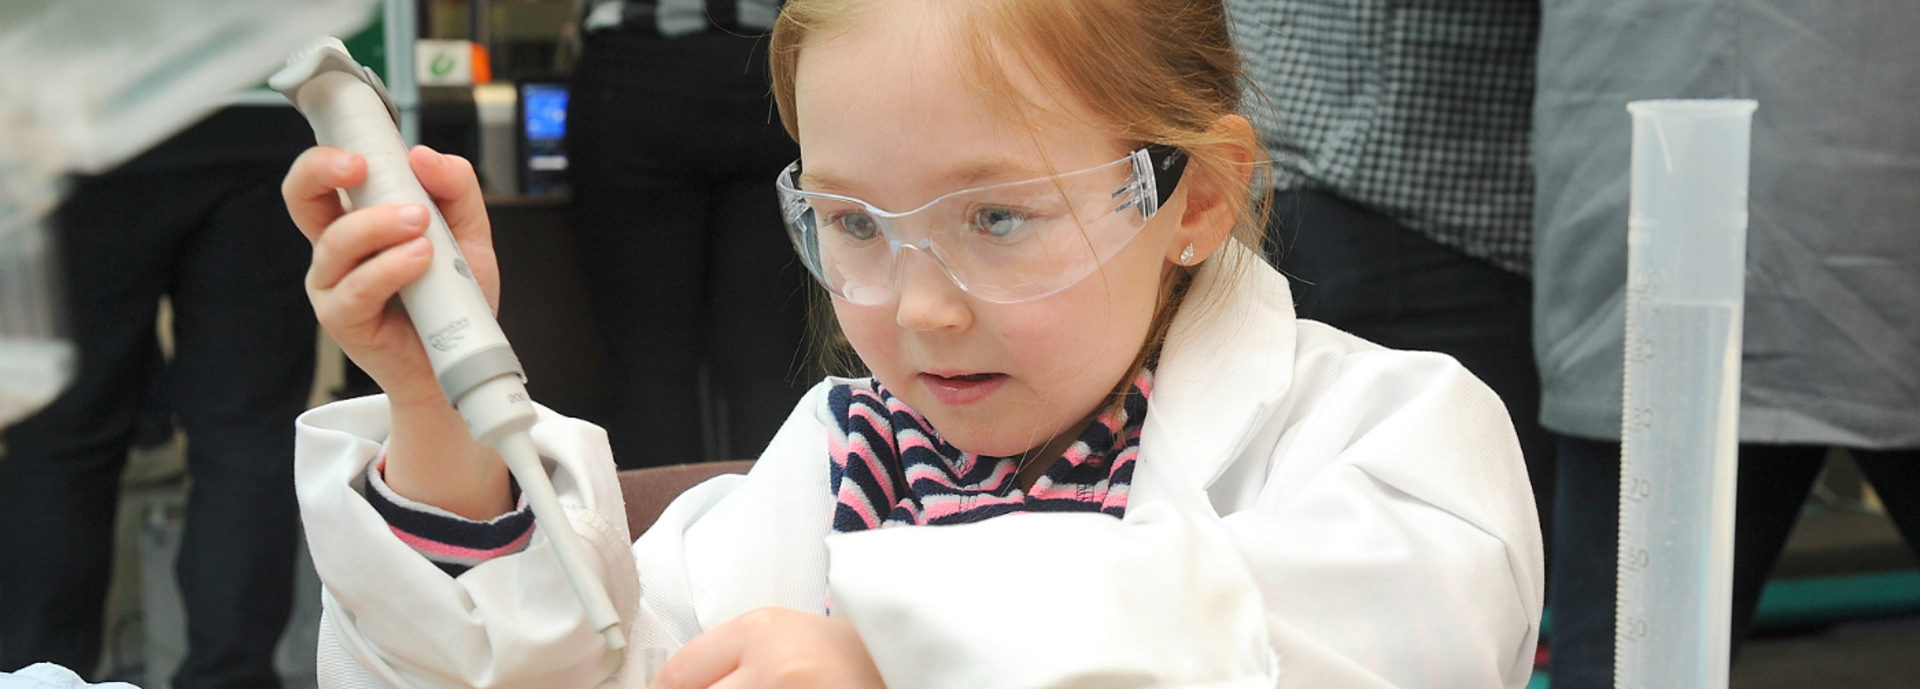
617;460;755;539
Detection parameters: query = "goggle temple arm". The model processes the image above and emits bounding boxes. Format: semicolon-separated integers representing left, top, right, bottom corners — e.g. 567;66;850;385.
1146;144;1189;212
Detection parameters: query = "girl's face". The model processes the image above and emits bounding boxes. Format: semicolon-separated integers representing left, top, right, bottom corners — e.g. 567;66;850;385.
793;6;1190;457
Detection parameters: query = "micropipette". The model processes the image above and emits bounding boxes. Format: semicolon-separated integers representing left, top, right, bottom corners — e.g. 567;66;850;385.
270;37;626;652
1616;99;1755;689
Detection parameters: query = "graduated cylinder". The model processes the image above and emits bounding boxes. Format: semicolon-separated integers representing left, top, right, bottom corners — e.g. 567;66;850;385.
1616;99;1756;689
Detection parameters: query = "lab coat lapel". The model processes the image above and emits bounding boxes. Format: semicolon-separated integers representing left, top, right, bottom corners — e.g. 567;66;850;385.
1130;242;1298;513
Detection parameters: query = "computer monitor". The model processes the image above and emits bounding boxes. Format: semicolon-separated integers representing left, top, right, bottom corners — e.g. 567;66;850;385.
519;82;569;197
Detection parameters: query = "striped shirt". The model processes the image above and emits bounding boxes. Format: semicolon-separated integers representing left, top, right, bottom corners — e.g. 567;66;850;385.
363;457;534;577
828;372;1150;533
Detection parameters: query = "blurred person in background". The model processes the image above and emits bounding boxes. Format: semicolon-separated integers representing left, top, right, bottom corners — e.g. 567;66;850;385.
0;105;317;688
1227;0;1551;568
565;0;813;469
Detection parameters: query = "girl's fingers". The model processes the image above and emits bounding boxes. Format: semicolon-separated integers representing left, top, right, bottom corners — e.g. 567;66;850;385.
694;672;757;689
648;611;879;689
311;236;432;330
283;147;366;241
409;147;490;247
407;146;503;311
306;204;431;292
649;623;746;689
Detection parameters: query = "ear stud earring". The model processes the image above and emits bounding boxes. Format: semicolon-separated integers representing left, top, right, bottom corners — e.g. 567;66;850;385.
1178;244;1195;265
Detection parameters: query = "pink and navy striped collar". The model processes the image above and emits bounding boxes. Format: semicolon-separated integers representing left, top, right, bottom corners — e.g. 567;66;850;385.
827;371;1152;533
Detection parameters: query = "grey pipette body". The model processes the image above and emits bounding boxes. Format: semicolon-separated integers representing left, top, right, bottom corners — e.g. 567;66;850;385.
270;37;626;652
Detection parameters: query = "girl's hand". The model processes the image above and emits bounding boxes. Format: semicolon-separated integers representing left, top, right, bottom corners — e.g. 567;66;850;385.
285;145;511;518
651;608;887;689
282;145;501;408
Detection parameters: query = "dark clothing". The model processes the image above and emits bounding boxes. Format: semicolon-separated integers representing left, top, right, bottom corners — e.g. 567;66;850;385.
0;107;316;688
1542;437;1618;689
118;107;316;174
1548;437;1920;689
565;29;810;469
1268;190;1554;554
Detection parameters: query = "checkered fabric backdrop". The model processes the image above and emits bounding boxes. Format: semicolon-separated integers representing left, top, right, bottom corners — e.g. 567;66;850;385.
1228;0;1539;274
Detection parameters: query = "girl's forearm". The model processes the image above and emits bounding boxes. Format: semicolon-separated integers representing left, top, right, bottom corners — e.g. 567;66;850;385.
382;394;515;520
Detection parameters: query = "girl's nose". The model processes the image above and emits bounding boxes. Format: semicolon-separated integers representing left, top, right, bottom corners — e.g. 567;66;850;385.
892;248;972;332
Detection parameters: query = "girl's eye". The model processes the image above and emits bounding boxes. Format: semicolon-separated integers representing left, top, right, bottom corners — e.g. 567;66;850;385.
833;211;881;240
970;206;1028;239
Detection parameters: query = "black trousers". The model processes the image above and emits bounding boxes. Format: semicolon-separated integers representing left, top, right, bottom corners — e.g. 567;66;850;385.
1265;190;1556;553
566;29;811;469
1548;438;1920;689
0;160;315;687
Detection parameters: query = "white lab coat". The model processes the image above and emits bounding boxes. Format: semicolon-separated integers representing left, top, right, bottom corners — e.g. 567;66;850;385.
294;244;1543;689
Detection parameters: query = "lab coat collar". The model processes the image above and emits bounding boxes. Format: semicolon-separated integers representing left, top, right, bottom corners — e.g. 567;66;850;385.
1132;241;1298;510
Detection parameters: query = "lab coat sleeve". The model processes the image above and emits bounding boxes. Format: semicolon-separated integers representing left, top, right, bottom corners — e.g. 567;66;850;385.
294;395;653;689
824;350;1540;689
629;382;835;642
1224;350;1543;688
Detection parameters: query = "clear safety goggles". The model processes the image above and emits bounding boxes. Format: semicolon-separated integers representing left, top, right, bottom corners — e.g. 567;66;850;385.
776;145;1189;305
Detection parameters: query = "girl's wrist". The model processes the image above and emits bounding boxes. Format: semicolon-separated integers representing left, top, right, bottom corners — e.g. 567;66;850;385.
382;377;451;410
383;387;516;519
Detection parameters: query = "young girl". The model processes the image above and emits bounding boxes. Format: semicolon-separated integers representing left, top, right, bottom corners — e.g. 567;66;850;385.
285;0;1543;686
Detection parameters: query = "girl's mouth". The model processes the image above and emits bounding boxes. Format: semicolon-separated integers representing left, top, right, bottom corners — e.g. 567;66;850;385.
918;372;1008;406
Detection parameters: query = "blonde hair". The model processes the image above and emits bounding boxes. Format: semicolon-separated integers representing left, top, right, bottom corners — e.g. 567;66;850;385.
770;0;1272;390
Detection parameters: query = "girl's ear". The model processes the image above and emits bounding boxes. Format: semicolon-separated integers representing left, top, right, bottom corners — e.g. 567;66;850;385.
1164;114;1257;266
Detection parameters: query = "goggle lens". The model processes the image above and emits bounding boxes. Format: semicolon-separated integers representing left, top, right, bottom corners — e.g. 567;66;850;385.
776;146;1187;305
